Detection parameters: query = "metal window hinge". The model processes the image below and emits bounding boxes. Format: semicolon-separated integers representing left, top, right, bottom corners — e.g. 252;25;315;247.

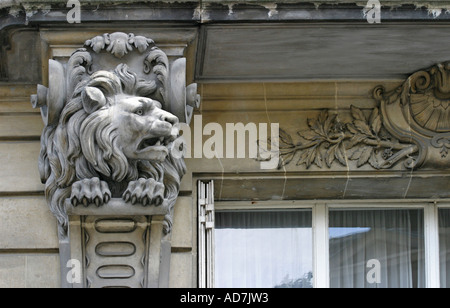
200;201;215;229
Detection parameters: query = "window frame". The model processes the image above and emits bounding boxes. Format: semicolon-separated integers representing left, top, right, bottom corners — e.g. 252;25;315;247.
436;202;450;288
200;197;450;288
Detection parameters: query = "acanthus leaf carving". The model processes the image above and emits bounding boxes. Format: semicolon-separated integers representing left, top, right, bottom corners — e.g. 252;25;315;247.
144;47;169;108
66;48;93;101
85;32;154;59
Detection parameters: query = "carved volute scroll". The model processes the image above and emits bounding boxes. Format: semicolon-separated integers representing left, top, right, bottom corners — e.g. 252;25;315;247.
31;33;200;288
374;62;450;169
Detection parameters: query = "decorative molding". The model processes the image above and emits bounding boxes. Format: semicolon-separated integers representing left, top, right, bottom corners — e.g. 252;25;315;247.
374;62;450;169
85;33;155;59
431;134;450;158
82;215;150;288
266;63;450;171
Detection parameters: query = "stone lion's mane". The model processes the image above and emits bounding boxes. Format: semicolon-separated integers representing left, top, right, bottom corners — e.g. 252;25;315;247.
39;64;186;236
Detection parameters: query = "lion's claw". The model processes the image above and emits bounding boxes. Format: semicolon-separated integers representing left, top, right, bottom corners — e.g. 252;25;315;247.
122;178;165;206
70;178;111;207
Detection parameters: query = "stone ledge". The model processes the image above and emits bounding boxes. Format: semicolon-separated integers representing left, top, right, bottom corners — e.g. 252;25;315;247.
65;198;170;216
208;172;450;201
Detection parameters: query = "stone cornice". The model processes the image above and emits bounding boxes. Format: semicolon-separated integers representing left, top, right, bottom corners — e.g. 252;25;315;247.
0;0;196;10
3;0;450;28
4;0;450;10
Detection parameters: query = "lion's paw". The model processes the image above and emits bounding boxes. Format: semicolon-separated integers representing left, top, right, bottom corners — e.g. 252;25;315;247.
122;178;165;206
70;178;111;207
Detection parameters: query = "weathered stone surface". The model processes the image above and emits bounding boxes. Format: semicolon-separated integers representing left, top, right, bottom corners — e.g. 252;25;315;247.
0;254;60;288
171;197;194;249
0;100;40;113
0;142;44;192
0;197;58;249
1;2;449;289
213;172;450;201
0;115;43;138
4;31;42;83
0;84;36;99
197;24;450;82
169;252;194;288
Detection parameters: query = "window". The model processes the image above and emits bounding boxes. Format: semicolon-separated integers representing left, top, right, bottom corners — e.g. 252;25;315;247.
329;209;425;288
439;207;450;288
198;181;449;288
215;210;313;288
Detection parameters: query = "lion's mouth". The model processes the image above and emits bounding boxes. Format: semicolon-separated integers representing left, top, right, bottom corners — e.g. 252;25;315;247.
137;136;174;150
133;135;175;162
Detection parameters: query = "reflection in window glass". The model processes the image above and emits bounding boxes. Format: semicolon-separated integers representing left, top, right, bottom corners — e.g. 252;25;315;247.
439;209;450;288
215;210;313;288
329;209;425;288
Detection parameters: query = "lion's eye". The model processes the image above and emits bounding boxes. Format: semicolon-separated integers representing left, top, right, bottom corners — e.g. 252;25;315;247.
135;109;144;116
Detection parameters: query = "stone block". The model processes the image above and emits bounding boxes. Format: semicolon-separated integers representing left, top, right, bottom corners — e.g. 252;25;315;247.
0;101;40;113
0;254;60;288
0;197;58;249
171;196;194;249
0;115;43;138
0;142;44;193
169;252;194;288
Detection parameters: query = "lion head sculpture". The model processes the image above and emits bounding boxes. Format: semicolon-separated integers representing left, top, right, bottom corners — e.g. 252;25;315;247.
39;64;186;237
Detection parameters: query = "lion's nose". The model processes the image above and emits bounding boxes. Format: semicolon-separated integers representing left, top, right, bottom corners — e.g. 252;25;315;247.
160;113;179;126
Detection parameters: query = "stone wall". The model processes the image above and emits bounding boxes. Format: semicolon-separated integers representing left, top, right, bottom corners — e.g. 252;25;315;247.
1;77;449;287
0;84;59;287
0;1;449;288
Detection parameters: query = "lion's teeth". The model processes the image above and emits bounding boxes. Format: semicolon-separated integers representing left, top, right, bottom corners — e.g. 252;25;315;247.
155;140;161;146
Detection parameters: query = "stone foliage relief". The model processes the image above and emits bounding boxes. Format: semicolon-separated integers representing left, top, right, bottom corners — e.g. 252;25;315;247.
270;62;450;170
276;106;418;170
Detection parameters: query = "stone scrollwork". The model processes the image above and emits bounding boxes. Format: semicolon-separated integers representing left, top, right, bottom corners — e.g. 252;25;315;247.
374;62;450;169
267;62;450;171
31;32;200;239
431;134;450;158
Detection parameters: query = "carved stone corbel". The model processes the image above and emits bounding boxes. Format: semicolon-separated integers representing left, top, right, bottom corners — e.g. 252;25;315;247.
31;32;200;288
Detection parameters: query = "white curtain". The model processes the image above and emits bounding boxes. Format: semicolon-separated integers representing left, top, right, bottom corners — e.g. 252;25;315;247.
439;209;450;288
214;210;313;288
329;209;425;288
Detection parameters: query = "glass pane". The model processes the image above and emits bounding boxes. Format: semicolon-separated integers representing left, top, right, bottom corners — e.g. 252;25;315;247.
215;210;313;288
439;209;450;288
329;209;425;288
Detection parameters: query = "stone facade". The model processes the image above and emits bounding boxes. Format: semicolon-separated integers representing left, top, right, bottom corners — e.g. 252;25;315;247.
0;1;449;288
